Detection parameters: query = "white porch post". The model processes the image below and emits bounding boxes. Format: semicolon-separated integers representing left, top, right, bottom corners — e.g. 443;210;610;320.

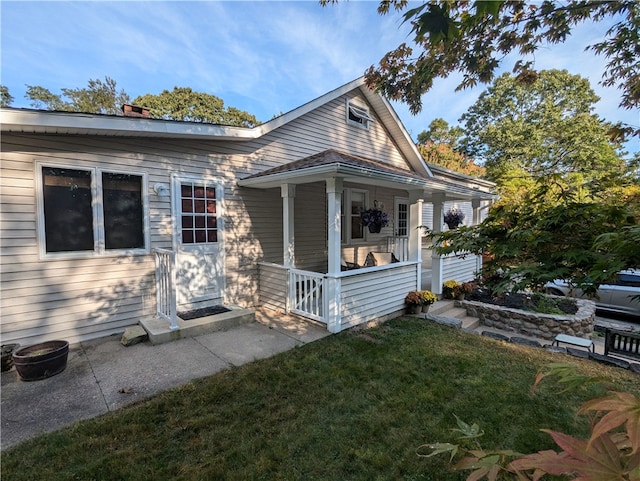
326;177;343;333
431;193;446;295
281;184;296;268
408;191;423;290
472;198;482;276
472;198;481;225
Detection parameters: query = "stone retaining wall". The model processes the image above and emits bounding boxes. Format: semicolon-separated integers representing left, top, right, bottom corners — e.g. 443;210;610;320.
461;298;596;340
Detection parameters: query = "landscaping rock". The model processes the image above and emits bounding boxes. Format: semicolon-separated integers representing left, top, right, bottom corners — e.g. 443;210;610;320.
509;337;542;348
121;326;148;347
481;331;509;342
425;314;462;329
589;352;631;370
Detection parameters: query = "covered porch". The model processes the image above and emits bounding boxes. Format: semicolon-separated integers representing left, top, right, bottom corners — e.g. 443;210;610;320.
239;150;495;333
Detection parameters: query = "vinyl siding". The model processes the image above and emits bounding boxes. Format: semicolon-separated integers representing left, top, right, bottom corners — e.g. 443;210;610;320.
340;263;418;329
442;254;481;284
1;90;418;344
257;263;288;311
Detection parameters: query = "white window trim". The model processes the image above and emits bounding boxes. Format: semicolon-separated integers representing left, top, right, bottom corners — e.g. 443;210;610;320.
342;188;369;245
346;99;373;130
35;161;150;259
171;174;225;252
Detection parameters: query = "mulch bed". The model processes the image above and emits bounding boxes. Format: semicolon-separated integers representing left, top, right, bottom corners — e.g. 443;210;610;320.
468;289;578;315
178;305;231;320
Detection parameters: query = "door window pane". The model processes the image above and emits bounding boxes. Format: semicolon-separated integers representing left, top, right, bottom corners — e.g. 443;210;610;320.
397;202;408;237
42;167;94;252
180;182;218;244
103;173;144;250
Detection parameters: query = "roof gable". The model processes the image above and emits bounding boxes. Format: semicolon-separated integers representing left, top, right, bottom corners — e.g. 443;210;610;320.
0;77;432;177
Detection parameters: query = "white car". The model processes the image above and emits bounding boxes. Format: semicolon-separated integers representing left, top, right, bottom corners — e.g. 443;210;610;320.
545;270;640;318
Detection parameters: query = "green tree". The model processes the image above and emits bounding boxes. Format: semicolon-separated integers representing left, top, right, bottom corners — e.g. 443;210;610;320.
25;76;130;115
459;70;631;205
133;87;260;127
0;85;13;107
416;118;485;177
356;0;639;122
433;200;638;295
417;118;463;148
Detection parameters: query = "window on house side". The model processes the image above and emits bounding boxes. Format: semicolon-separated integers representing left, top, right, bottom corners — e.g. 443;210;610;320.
103;173;144;250
346;101;373;130
43;167;94;252
40;165;146;255
340;188;368;244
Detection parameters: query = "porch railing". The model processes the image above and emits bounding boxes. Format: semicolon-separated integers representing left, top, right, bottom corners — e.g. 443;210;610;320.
154;248;179;330
289;268;326;324
387;236;409;262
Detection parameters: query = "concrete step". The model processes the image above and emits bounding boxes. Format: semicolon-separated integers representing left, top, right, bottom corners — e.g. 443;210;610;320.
429;301;481;332
140;307;255;345
429;300;457;315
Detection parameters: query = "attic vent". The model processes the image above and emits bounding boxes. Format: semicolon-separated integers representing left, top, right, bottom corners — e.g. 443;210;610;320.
346;100;373;130
122;104;150;118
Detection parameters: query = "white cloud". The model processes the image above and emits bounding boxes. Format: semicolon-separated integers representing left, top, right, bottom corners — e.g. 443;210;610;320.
1;0;637;153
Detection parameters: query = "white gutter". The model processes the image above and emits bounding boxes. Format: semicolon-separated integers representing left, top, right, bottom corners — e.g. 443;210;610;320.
0;108;259;140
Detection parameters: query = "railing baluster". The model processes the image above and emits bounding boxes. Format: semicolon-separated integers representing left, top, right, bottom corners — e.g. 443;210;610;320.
154;248;179;331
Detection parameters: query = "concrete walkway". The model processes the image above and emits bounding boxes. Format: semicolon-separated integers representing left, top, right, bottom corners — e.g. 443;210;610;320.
1;309;329;450
3;303;637;451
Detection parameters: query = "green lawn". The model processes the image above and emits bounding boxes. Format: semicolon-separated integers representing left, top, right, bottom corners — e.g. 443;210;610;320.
3;319;639;480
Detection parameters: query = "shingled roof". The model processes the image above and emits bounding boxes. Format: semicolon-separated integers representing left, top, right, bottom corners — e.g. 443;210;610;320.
243;149;428;182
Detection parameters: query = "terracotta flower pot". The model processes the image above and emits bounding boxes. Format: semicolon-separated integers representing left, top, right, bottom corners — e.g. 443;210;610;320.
13;340;69;381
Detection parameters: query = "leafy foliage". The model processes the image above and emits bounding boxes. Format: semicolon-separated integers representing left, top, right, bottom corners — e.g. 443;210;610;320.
431;199;637;295
132;87;260;127
417;118;464;147
21;78;261;127
357;0;639;125
459;70;633;206
0;85;13;107
25;76;130;115
425;363;640;481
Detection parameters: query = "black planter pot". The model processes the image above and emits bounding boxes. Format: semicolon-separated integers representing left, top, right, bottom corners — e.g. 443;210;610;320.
446;222;460;230
12;340;69;381
368;223;382;233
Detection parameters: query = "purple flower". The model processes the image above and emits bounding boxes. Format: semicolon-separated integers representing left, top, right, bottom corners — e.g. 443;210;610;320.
360;208;390;227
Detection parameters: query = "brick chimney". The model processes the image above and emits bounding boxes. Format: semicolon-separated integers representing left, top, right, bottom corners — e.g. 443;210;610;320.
122;104;150;118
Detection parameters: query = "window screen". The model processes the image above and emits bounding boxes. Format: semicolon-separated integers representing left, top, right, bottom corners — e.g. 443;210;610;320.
103;173;144;249
42;167;94;252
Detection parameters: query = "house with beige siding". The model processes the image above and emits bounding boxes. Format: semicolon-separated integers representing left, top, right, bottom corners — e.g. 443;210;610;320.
0;77;495;346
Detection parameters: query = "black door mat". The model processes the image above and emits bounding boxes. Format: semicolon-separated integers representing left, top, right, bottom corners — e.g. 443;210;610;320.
178;305;231;320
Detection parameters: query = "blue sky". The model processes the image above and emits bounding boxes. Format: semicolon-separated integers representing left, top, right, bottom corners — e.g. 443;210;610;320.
1;1;638;154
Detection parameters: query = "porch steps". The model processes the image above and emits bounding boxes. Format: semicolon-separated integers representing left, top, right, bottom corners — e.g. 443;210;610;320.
140;307;255;345
427;300;481;331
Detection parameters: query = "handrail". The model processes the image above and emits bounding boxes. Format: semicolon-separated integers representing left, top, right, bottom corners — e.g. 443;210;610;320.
154;248;178;330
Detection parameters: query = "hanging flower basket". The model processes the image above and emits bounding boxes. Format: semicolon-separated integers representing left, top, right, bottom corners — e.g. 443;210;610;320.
444;208;465;229
360;202;389;233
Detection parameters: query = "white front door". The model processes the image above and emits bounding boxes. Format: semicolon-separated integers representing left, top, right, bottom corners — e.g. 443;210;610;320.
172;175;225;308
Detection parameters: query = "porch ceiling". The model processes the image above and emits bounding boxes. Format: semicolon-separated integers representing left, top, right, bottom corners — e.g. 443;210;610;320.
238;149;495;201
